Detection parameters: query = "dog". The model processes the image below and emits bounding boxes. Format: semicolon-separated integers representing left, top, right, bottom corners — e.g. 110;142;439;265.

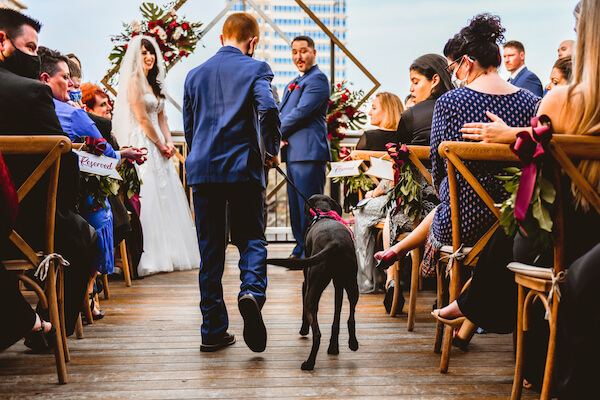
265;194;359;370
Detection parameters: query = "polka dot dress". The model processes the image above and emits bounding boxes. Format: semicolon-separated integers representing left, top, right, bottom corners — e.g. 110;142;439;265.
429;87;540;246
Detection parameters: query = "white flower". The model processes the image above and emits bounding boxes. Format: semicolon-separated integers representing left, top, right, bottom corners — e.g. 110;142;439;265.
169;8;177;17
153;26;167;41
172;27;184;41
165;51;173;58
131;20;141;33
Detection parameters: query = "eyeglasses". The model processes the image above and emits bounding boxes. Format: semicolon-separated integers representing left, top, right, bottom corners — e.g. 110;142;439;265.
445;56;474;73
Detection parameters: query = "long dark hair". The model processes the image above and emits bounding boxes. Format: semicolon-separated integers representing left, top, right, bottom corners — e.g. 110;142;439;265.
141;39;164;99
410;54;453;98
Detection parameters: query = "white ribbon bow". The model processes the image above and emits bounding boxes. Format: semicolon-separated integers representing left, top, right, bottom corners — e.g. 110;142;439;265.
34;253;70;281
545;268;566;320
440;244;467;277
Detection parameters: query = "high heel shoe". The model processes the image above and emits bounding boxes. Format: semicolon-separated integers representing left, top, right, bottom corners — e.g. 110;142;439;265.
431;309;466;328
89;294;105;321
24;315;56;353
374;249;398;270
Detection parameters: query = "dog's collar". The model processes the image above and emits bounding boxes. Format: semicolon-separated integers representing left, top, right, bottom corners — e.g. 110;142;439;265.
308;209;354;239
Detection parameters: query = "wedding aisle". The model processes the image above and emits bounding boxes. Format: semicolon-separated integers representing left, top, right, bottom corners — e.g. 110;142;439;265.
0;244;536;399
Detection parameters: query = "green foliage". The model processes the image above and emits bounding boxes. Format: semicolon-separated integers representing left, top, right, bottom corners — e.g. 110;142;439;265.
78;173;120;212
117;161;143;199
332;171;375;196
497;167;556;256
385;164;422;221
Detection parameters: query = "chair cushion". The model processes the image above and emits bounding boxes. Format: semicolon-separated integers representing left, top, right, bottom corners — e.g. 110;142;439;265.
507;262;553;279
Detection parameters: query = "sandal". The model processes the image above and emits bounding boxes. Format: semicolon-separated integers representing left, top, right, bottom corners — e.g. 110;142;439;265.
24;316;56;353
89;294;106;321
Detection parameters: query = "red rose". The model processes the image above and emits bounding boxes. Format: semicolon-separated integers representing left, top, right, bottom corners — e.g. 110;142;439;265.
148;21;156;29
157;19;164;27
327;115;334;123
338;133;346;140
328;100;334;107
131;32;139;37
327;133;333;141
334;111;342;119
336;83;342;89
341;93;349;102
124;44;128;50
170;21;178;29
346;106;355;117
164;55;169;61
182;22;190;30
179;50;186;57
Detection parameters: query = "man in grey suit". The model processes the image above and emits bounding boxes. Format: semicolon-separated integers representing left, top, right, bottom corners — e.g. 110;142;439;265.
503;40;543;97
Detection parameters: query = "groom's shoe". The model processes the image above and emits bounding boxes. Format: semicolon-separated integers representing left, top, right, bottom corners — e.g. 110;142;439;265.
200;332;236;352
238;293;267;352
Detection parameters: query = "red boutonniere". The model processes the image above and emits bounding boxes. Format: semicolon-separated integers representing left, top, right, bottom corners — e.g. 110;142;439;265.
289;83;300;91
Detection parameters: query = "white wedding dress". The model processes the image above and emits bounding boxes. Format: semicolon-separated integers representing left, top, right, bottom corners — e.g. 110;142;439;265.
128;93;200;276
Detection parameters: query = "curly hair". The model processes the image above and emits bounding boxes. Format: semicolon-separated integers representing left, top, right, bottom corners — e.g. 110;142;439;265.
455;13;506;69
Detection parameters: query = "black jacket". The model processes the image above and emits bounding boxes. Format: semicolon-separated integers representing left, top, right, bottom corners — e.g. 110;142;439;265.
396;96;437;146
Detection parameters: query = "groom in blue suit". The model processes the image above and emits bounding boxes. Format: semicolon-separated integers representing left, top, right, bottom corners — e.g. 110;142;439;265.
183;13;280;353
279;36;330;258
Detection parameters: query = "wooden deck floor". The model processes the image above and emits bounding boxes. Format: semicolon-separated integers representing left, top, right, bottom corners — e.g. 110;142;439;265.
0;244;537;399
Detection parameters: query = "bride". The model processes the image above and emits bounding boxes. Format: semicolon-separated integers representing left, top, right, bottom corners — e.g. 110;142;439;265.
112;35;200;276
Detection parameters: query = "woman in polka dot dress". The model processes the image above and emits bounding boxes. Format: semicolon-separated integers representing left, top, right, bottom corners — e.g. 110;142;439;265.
374;14;539;280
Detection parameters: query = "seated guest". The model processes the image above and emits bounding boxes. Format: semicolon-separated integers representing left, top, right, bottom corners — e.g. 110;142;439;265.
504;40;544;97
0;8;97;338
375;14;539;297
557;39;574;58
81;82;113;120
66;58;83;108
354;92;404;296
435;0;600;356
38;46;143;318
396;54;453;147
546;56;572;91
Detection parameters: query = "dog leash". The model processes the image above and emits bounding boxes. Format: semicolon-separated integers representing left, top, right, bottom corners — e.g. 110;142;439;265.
274;165;320;216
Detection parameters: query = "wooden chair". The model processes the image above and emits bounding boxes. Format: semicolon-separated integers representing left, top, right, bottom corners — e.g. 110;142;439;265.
1;135;73;384
351;146;432;330
509;135;600;400
437;141;518;373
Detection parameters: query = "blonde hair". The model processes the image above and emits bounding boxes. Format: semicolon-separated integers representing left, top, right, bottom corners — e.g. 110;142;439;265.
375;92;404;130
565;0;600;209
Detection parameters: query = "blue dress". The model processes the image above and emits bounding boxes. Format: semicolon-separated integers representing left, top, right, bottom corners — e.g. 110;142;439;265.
54;100;119;275
429;87;540;247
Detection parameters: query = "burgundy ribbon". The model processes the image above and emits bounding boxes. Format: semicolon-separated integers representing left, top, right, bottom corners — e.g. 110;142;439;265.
309;208;354;239
84;136;107;156
509;115;553;221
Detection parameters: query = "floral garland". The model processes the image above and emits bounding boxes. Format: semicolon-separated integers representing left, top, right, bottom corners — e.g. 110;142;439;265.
77;137;120;212
327;82;366;161
497;116;556;256
108;2;203;85
116;155;144;200
384;143;422;221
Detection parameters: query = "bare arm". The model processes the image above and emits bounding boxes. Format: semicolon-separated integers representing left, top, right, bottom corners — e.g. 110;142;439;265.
157;110;175;156
461;111;530;143
129;80;170;157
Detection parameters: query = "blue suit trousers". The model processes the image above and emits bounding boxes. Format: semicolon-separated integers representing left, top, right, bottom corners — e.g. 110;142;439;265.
193;182;267;342
286;161;326;257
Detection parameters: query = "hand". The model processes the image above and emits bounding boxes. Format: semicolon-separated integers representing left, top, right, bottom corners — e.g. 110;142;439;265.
364;190;374;199
156;141;172;158
166;142;176;156
265;154;280;168
120;147;146;162
280;140;288;148
461;111;516;144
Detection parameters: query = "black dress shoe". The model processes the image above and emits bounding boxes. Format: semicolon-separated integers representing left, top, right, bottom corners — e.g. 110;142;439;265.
238;293;267;352
200;331;236;352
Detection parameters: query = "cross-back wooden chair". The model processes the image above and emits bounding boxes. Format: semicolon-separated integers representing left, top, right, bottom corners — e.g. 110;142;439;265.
509;134;600;400
437;141;519;373
351;146;432;330
1;135;73;384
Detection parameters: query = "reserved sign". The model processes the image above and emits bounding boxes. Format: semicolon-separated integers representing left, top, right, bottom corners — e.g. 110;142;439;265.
365;156;394;181
74;150;122;180
327;160;364;178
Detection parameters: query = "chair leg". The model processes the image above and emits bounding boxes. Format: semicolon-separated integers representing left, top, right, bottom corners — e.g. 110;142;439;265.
120;239;132;287
83;277;94;325
433;263;445;354
511;284;526;400
46;264;68;384
440;259;462;373
540;299;559;400
58;268;70;363
389;261;402;317
102;274;110;300
407;247;421;331
75;314;84;339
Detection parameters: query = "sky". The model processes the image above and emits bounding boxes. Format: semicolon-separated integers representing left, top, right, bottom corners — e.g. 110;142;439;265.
23;0;579;131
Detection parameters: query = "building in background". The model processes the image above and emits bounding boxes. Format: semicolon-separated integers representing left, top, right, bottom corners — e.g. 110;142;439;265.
0;0;26;10
229;0;347;96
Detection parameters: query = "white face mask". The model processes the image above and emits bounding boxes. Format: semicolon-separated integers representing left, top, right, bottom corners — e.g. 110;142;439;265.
451;57;469;88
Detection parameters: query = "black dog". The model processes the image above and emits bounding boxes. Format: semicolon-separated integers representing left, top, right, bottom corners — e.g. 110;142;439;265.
265;194;359;370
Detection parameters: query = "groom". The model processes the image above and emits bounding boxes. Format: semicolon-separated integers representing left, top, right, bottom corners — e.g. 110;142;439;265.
183;13;280;353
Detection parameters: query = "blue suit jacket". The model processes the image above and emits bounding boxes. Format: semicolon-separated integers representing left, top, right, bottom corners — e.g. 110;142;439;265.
511;67;543;97
183;46;280;188
279;65;330;162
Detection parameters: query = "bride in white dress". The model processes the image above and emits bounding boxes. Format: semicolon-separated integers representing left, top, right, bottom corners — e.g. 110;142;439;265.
112;35;200;277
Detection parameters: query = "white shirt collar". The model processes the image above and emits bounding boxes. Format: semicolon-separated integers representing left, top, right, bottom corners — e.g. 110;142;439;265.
299;64;318;77
510;64;526;80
